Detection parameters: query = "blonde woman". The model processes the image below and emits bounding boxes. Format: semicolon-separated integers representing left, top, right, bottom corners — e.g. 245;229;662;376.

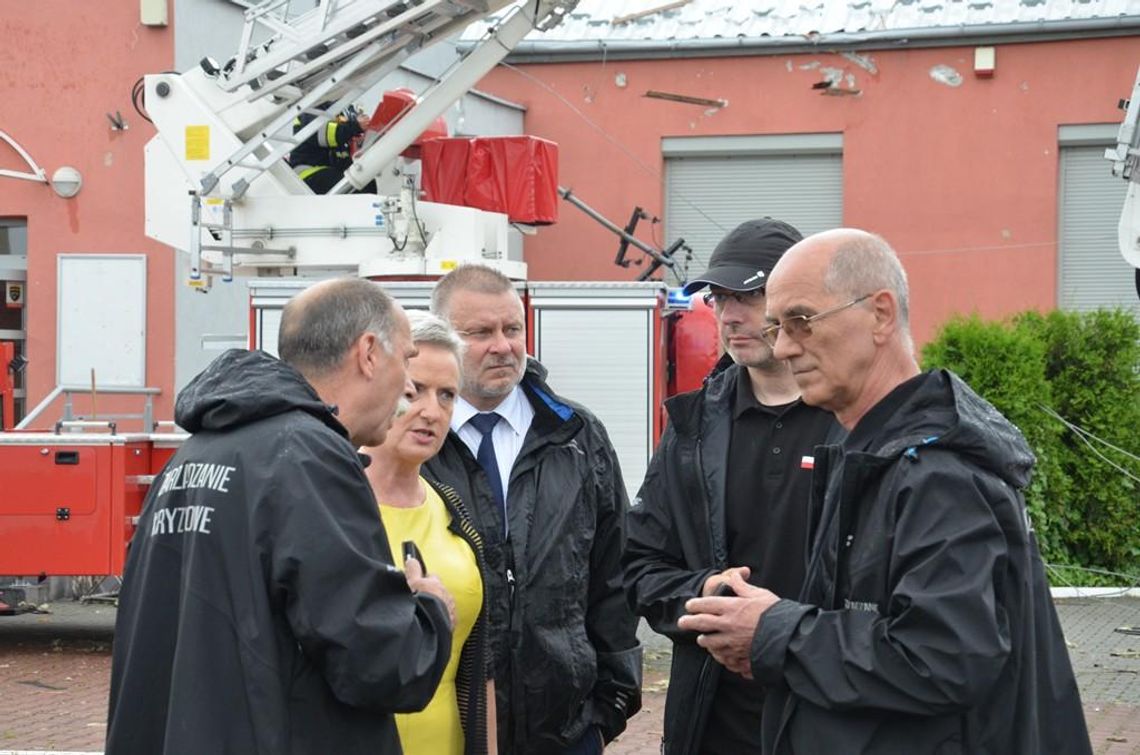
365;310;495;755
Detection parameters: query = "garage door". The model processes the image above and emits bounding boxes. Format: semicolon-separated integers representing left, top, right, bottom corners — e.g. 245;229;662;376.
1058;133;1138;316
664;134;843;283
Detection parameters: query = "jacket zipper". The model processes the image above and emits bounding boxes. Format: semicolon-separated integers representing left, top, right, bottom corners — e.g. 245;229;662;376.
681;655;717;755
771;449;838;752
694;439;719;568
685;437;723;755
503;541;517;755
771;695;796;754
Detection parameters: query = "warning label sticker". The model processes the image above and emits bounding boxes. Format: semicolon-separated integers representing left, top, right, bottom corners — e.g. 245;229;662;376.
185;125;210;161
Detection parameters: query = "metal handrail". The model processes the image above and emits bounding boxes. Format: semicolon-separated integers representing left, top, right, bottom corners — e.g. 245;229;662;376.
15;385;63;429
16;385;162;432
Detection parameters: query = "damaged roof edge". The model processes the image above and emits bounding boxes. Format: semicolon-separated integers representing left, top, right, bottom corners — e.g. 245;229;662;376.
489;16;1140;64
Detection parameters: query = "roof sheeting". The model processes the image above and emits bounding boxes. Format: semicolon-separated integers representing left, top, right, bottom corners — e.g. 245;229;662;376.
461;0;1140;45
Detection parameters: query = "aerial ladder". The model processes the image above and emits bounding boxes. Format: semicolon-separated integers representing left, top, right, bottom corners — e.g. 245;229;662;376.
144;0;578;281
2;0;710;589
1106;64;1140;301
0;0;586;588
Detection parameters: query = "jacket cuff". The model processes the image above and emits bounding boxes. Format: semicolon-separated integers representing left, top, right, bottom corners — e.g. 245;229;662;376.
415;591;453;633
751;598;813;685
591;645;643;742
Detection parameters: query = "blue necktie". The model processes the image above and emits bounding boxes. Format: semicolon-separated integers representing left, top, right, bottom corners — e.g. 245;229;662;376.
468;412;506;525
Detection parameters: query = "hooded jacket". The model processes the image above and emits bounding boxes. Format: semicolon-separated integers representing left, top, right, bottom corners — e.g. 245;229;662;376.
752;370;1091;755
623;355;837;754
107;349;451;755
423;358;642;755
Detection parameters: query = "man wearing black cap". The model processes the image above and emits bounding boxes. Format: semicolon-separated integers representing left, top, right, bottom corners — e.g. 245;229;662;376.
623;218;839;755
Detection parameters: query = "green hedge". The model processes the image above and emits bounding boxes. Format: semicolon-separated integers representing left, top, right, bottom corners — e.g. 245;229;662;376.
921;309;1140;582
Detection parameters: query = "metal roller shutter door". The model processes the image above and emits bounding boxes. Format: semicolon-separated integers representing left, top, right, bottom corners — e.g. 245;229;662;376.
1058;145;1138;316
665;152;843;279
532;307;654;503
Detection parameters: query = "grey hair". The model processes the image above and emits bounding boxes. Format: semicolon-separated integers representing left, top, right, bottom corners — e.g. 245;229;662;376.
278;277;398;377
431;264;516;320
407;310;465;375
822;233;914;353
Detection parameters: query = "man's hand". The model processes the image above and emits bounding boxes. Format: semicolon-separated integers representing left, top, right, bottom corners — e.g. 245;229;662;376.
677;570;779;678
405;556;456;628
701;565;752;597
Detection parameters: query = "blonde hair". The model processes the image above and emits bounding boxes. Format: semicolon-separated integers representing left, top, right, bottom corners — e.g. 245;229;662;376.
407;310;464;375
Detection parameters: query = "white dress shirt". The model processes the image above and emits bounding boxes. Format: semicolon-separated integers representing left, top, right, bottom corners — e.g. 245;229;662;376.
452;385;535;509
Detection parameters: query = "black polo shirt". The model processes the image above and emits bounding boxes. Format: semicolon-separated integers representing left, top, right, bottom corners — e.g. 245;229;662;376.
703;365;838;755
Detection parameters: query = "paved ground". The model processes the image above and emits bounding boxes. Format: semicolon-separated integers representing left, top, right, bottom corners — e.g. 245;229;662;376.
0;598;1137;753
0;602;115;753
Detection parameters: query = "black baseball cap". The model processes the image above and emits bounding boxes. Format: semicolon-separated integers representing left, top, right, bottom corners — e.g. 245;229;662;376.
682;218;803;295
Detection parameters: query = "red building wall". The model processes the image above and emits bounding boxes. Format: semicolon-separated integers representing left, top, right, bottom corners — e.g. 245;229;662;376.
0;3;175;420
0;16;1134;422
474;36;1140;345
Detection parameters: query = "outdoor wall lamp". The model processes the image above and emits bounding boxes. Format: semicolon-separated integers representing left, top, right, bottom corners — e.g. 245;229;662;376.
50;166;83;198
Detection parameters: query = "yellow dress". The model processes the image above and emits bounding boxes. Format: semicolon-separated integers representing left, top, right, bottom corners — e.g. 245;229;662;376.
380;478;483;755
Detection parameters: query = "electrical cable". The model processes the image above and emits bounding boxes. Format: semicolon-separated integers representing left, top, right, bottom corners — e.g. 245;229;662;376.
129;70;176;125
406;175;428;243
497;60;727;233
131;76;152;123
1035;402;1140;596
481;53;728;234
470;43;1136;266
1038;403;1140;465
487;54;1099;266
897;240;1054;258
1037;403;1140;485
1044;562;1140;597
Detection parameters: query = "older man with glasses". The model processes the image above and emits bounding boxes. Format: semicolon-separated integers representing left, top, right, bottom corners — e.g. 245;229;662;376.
679;228;1091;754
623;218;838;755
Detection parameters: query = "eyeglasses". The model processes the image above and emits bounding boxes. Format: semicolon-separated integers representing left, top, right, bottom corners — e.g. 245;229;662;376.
760;294;873;348
701;288;764;308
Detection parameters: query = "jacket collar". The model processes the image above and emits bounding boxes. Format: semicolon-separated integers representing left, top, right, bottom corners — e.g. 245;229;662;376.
664;353;738;438
841;369;1034;490
519;357;581;441
522;358;574;421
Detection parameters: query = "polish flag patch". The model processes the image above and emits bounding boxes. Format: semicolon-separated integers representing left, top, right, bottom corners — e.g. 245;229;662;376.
801;456;815;470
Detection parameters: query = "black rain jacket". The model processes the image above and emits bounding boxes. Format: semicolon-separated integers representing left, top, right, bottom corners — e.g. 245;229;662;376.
752;370;1092;754
423;358;643;755
107;349;451;755
623;355;837;754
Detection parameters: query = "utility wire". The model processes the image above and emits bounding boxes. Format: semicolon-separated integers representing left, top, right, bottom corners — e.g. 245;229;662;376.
1045;562;1140;597
131;75;153;123
485;61;1098;262
897;240;1054;258
447;38;1140;265
1035;403;1140;596
491;57;729;235
1037;403;1140;486
1038;403;1140;465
